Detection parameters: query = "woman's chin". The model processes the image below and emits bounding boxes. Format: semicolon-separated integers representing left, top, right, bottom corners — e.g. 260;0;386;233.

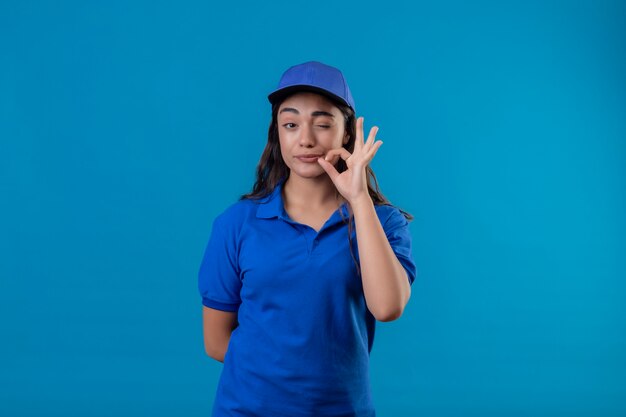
291;166;326;179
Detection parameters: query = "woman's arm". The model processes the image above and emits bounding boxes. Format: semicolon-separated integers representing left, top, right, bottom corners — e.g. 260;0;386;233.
316;116;410;321
351;195;411;322
202;306;238;362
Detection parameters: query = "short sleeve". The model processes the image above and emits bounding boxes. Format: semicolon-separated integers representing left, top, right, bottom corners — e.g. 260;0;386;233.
383;207;418;286
197;213;242;312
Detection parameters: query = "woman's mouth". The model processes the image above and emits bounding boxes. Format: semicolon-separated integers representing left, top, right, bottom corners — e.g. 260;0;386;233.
295;155;322;163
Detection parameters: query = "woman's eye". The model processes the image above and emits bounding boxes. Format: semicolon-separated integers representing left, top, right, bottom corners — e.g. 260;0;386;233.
282;123;330;128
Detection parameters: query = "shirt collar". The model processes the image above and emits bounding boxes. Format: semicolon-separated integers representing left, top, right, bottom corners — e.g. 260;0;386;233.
255;178;287;219
255;178;350;224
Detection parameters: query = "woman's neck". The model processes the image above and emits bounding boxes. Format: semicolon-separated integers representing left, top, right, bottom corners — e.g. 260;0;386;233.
282;175;344;209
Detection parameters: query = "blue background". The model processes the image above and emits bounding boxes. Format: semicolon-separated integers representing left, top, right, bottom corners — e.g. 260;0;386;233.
1;1;624;416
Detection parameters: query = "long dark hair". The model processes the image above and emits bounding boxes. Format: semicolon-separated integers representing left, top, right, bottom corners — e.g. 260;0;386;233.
239;92;413;276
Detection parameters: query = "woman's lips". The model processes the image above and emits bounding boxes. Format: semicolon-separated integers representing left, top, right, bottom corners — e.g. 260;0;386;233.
296;155;322;163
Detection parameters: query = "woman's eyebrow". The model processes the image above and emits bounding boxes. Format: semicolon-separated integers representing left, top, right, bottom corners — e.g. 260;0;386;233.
279;108;335;118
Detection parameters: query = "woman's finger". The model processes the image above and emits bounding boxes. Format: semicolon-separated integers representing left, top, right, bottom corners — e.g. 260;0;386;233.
364;126;378;148
325;147;352;161
317;155;340;182
365;140;383;161
354;116;364;151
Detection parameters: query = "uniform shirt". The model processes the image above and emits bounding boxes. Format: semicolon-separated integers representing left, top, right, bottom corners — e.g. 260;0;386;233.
198;177;417;417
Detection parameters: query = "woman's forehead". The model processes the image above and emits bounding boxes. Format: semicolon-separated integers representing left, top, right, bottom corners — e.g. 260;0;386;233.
279;92;338;113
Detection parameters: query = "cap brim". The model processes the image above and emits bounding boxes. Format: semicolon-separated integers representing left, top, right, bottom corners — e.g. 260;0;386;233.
267;85;350;110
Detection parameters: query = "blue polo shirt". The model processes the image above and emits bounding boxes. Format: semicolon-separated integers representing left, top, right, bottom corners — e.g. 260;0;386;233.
198;178;417;417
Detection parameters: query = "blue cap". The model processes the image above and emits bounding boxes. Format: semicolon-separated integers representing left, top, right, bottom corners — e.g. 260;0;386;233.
268;61;356;113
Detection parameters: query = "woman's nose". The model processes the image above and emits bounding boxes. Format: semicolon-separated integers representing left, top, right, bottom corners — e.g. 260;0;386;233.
298;126;316;146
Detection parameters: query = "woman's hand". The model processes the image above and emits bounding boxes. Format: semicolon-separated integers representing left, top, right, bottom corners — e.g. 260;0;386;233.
317;116;383;204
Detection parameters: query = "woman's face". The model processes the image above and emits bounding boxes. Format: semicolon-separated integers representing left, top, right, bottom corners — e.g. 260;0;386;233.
277;91;348;179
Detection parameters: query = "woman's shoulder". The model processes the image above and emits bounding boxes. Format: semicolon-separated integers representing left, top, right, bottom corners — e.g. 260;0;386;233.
374;203;410;229
374;202;402;218
214;197;259;224
213;193;278;228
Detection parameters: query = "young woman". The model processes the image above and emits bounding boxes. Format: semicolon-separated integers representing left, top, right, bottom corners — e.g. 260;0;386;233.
198;61;417;417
